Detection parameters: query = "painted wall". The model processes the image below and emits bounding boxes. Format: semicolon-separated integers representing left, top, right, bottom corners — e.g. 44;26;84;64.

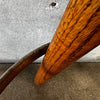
0;0;100;63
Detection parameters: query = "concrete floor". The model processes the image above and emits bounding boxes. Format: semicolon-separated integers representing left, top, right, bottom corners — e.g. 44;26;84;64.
0;63;100;100
0;0;100;63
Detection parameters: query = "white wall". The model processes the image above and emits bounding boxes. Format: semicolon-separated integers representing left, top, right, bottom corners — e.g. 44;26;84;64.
0;0;100;63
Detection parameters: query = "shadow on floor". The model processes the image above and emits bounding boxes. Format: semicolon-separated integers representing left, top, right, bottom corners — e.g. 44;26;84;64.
0;63;100;100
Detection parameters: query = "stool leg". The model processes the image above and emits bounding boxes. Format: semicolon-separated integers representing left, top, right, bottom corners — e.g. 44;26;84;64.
34;0;100;85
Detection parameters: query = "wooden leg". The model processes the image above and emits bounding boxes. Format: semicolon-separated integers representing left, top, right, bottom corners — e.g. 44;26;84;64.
34;0;100;85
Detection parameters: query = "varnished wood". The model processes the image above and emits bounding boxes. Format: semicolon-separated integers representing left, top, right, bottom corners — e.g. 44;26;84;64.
34;0;100;85
0;43;49;94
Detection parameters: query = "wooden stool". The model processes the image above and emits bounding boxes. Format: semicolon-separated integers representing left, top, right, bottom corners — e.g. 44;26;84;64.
0;0;100;94
34;0;100;85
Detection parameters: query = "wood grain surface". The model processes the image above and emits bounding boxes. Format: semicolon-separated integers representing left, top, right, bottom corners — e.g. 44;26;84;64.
34;0;100;85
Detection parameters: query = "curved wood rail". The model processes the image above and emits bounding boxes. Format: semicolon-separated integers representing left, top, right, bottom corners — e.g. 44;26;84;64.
34;0;100;85
0;43;49;94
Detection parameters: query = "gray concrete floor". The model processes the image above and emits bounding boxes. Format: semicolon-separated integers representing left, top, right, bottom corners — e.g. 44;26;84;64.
0;63;100;100
0;0;100;63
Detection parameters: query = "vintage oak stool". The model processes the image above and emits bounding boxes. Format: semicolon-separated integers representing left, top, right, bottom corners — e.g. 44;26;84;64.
0;0;100;94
